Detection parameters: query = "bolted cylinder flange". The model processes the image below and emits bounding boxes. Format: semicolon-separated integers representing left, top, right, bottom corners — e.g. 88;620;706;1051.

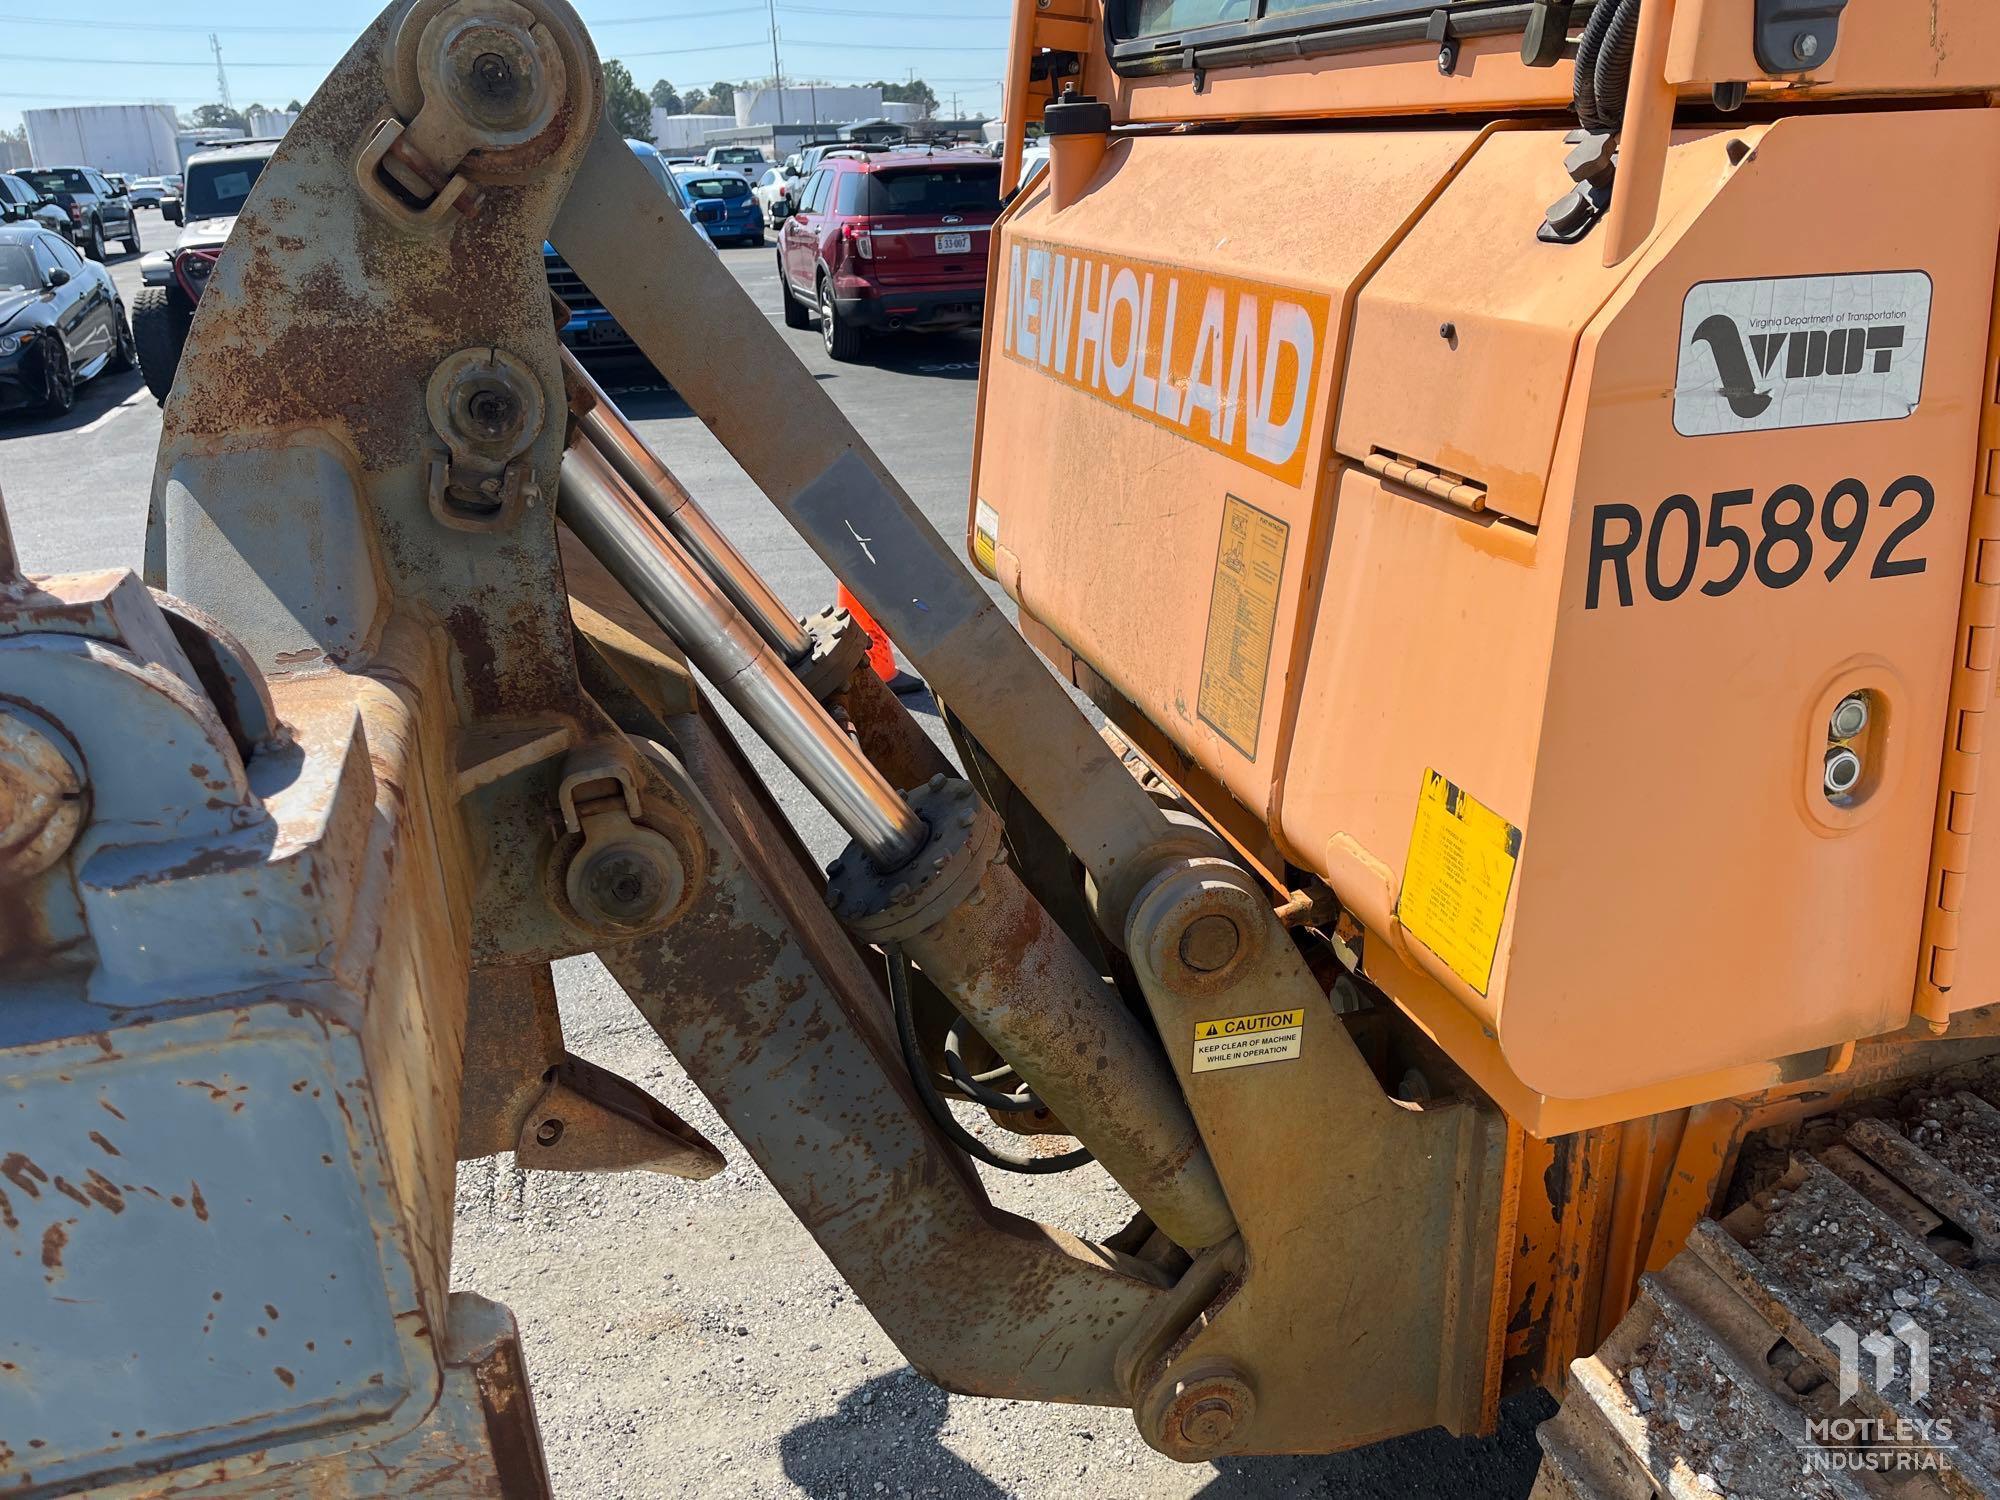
823;774;996;945
794;605;871;703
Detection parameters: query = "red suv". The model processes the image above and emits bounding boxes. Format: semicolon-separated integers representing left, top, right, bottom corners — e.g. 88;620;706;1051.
777;150;1000;361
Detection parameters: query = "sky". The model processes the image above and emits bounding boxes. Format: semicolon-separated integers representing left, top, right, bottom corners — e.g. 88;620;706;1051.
0;0;1013;134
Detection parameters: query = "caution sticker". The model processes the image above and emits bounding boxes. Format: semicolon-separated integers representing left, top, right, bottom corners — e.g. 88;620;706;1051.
1396;769;1522;997
1197;495;1289;759
1192;1007;1304;1074
973;498;1001;576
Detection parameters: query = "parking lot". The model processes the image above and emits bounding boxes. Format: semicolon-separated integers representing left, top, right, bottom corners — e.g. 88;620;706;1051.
0;210;1545;1500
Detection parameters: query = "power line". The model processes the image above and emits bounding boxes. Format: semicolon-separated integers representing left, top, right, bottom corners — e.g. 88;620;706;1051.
4;52;335;69
0;90;208;103
776;4;1007;15
0;11;358;31
614;38;774;57
778;36;1005;49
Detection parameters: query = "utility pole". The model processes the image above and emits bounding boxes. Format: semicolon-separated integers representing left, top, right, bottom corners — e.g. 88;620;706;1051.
210;33;233;113
765;0;785;126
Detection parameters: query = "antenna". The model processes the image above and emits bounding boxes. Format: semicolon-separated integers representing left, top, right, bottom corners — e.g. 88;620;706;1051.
210;33;234;112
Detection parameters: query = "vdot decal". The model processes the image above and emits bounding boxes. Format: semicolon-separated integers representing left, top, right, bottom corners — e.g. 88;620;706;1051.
1674;272;1932;436
1000;240;1331;486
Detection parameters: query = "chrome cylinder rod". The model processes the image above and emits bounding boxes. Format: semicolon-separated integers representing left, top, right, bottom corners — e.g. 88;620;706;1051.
564;349;814;666
559;442;926;870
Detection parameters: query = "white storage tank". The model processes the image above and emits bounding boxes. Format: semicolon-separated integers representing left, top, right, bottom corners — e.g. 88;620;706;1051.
23;105;180;176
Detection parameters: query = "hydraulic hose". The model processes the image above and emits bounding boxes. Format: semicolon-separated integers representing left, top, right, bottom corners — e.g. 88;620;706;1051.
887;947;1093;1176
1575;0;1642;134
1591;0;1644;133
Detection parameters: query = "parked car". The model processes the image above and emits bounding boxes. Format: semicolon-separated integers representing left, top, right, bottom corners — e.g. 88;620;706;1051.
777;149;1000;361
752;165;792;224
0;175;72;241
673;169;764;246
789;141;894;182
0;224;136;415
545;139;721;358
701;145;766;180
131;140;278;401
16;167;139;261
127;177;169;209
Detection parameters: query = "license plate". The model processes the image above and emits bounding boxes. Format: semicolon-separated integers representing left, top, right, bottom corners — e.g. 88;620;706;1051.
935;232;972;255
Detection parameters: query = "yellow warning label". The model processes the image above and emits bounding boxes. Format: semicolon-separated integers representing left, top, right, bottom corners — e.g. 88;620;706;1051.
1197;494;1289;759
1396;769;1522;997
973;498;1000;577
1191;1007;1304;1074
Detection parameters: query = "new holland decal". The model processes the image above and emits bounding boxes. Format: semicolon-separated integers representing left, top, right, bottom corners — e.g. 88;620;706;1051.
999;240;1331;487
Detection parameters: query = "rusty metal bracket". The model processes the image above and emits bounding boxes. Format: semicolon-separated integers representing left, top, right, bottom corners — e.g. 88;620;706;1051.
514;1052;725;1178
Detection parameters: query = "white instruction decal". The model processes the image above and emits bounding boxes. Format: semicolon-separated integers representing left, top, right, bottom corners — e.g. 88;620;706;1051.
1674;272;1931;437
1191;1008;1303;1074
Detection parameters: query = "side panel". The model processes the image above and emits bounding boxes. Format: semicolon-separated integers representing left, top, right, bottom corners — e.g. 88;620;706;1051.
1281;109;2000;1099
986;107;2000;1114
978;127;1480;820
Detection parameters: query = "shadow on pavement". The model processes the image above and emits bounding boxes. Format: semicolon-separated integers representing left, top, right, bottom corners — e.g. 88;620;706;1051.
777;1373;1552;1500
869;333;982;381
1196;1390;1554;1500
778;1371;1008;1499
0;368;144;436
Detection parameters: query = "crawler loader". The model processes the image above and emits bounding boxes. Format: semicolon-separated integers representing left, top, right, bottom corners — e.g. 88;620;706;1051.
5;0;2000;1493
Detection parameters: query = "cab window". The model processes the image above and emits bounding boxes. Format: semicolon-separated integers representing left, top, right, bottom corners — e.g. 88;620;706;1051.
1113;0;1451;53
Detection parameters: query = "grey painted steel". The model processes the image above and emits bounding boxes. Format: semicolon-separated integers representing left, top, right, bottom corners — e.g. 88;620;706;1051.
903;849;1237;1251
550;119;1173;909
557;442;926;870
566;351;814;666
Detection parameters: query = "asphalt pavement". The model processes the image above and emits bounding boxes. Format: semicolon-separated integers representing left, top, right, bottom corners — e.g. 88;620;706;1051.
0;211;1547;1499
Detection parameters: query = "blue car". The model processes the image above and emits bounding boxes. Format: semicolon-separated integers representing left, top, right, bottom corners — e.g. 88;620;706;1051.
672;168;766;248
543;138;723;356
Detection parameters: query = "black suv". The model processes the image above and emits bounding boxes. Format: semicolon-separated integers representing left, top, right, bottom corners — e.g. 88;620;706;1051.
0;175;70;241
16;167;139;261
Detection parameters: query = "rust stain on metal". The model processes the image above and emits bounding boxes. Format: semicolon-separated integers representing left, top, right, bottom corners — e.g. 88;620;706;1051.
39;1222;66;1272
274;1366;296;1389
190;1180;210;1222
1;1154;46;1198
87;1131;120;1157
98;1098;125;1121
83;1171;125;1214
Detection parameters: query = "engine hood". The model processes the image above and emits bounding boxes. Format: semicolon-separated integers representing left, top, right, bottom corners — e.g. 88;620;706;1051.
176;217;237;252
0;287;48;331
